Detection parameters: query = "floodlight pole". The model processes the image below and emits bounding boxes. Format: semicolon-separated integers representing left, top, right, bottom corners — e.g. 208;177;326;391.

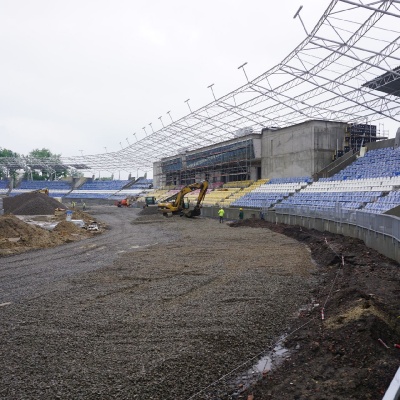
119;142;123;149
167;111;173;123
126;138;130;146
185;99;192;113
133;132;138;142
158;116;164;128
149;123;154;133
238;62;249;83
142;126;147;136
207;84;216;101
293;5;308;35
104;147;108;153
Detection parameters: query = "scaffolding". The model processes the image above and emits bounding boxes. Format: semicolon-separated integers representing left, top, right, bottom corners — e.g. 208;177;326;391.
159;137;260;187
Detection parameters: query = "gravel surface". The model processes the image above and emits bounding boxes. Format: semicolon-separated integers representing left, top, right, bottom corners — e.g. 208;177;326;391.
0;206;317;399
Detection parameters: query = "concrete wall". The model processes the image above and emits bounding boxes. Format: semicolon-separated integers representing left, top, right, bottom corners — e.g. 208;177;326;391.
153;161;164;188
261;120;347;178
365;138;395;151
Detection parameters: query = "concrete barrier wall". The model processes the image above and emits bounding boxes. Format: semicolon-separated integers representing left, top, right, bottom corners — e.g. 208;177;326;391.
200;207;400;263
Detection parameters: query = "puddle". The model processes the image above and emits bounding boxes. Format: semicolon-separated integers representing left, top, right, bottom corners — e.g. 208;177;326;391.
130;242;159;249
251;338;289;373
204;335;291;398
203;300;319;398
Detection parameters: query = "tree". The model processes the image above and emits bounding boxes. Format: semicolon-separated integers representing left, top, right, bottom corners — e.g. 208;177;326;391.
26;148;66;181
29;148;56;159
0;147;19;179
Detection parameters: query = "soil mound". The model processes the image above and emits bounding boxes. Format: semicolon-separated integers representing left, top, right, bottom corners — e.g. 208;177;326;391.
53;220;83;235
0;214;44;239
3;192;67;215
0;215;62;253
138;205;160;216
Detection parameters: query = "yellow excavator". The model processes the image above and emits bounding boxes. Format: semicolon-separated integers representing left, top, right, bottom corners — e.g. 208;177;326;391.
158;181;208;218
33;188;49;195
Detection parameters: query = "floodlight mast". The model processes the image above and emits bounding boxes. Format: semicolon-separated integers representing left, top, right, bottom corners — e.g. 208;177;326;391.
149;123;154;134
293;5;309;36
167;110;173;123
208;84;217;101
185;99;192;113
238;62;249;83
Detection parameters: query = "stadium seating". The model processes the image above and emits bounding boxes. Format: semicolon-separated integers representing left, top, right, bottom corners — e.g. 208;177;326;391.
64;178;154;200
276;148;400;214
231;177;309;209
9;180;73;198
0;180;10;195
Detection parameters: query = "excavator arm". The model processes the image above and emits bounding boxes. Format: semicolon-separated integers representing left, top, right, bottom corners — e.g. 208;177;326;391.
185;181;208;218
158;181;208;217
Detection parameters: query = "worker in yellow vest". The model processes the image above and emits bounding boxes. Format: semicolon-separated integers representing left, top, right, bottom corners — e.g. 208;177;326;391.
218;207;225;223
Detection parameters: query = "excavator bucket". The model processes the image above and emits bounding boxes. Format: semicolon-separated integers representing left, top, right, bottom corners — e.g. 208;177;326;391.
184;208;201;218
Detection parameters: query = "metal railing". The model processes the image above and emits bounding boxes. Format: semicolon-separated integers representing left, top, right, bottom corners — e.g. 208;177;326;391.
276;205;400;242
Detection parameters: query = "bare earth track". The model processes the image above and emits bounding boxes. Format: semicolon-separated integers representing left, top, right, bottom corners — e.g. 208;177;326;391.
0;205;399;399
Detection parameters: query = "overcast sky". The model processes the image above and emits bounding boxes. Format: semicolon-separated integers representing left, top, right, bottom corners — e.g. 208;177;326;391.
0;0;398;163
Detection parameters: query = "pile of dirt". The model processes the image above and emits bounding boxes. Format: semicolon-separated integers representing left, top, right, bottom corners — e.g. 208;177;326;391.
138;205;160;215
230;219;400;400
0;215;63;255
3;192;68;215
0;210;103;257
53;220;84;235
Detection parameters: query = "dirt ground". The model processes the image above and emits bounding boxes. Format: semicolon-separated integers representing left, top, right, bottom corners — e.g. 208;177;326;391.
0;206;399;399
229;219;400;400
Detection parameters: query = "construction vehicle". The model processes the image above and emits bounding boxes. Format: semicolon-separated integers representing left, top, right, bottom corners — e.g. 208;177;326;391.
33;188;49;195
145;196;156;205
158;181;208;218
117;198;130;207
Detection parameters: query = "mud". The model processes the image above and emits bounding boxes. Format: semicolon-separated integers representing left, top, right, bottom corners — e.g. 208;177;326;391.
230;219;400;400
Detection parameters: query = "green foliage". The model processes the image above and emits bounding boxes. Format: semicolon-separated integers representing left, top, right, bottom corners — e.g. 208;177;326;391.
29;148;60;159
26;148;65;180
0;147;19;179
0;147;19;158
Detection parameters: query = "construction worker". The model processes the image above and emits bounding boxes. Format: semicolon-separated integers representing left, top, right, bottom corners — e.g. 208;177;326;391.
239;207;244;220
218;207;225;223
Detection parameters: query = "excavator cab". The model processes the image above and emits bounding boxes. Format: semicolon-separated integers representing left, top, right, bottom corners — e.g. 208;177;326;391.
145;196;156;205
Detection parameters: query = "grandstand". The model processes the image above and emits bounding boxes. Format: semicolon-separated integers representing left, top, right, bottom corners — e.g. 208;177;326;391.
9;180;73;198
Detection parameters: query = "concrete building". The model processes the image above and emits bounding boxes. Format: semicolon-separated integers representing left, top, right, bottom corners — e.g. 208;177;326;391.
261;120;347;178
153;120;380;187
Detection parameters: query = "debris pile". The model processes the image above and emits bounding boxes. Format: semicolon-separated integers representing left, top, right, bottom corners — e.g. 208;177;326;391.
3;192;68;215
0;200;105;256
0;215;63;255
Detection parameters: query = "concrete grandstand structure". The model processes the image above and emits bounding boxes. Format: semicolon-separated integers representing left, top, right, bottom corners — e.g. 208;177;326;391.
154;120;367;187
